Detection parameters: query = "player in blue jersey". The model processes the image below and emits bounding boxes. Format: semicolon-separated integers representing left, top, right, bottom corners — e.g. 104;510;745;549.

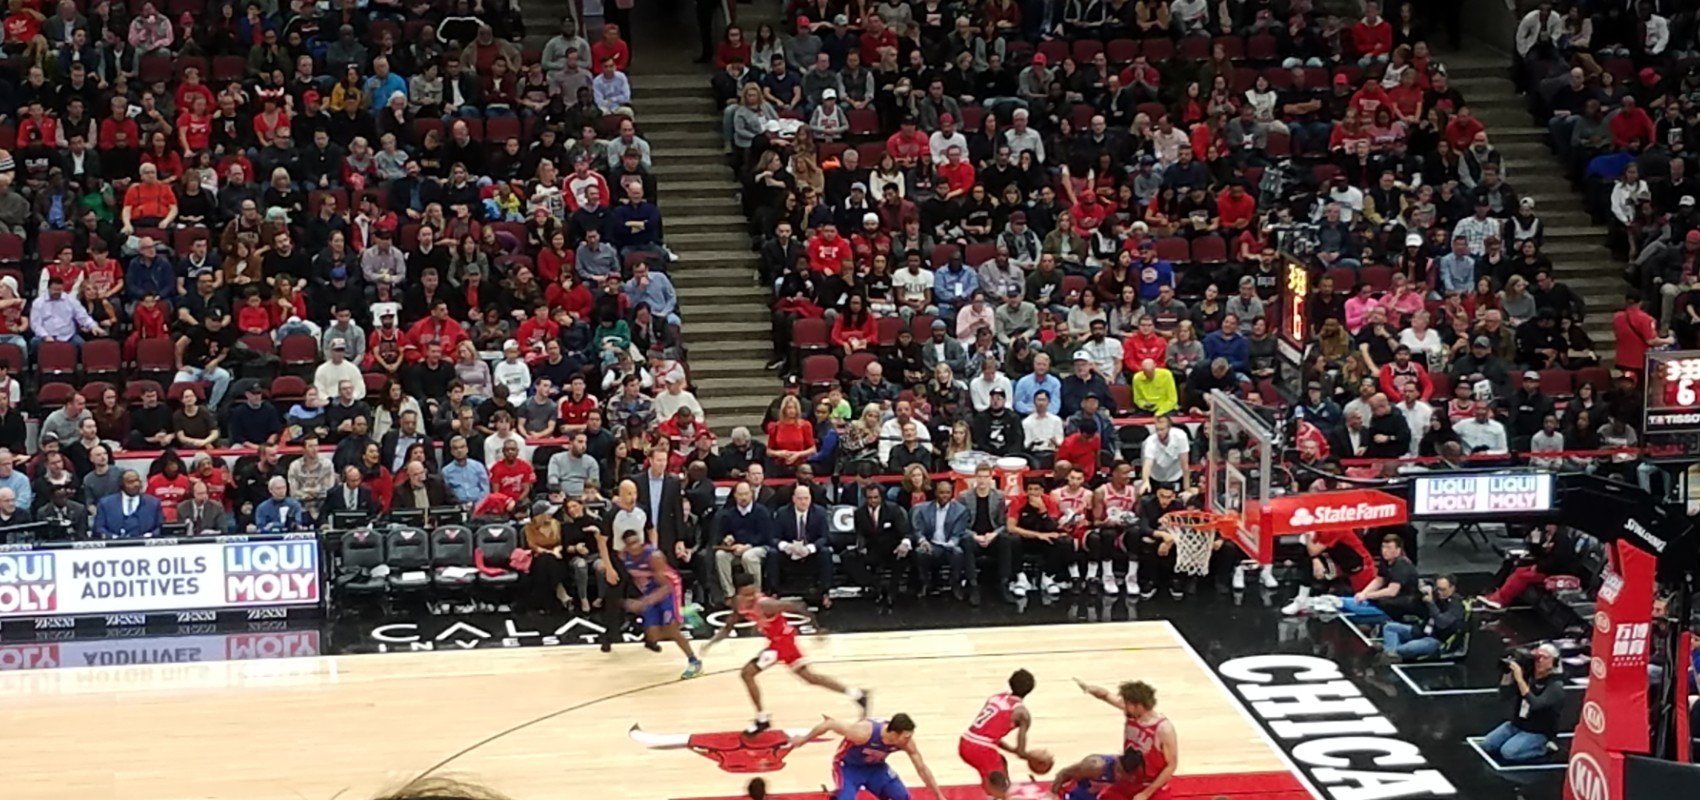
789;714;944;800
1049;750;1150;800
618;525;702;679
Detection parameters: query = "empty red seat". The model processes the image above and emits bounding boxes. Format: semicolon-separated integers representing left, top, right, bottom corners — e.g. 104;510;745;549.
37;382;75;408
1106;39;1140;65
800;354;840;388
908;314;938;341
1153;237;1190;264
280;334;319;366
1539;369;1576;398
271;375;308;403
1191;237;1227;264
37;341;77;377
83;339;122;376
135;337;176;377
791;318;829;351
843;351;879;380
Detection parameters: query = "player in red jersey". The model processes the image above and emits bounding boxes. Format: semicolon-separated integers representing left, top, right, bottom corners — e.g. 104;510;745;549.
1073;680;1177;800
704;573;868;733
1281;528;1379;615
960;669;1039;798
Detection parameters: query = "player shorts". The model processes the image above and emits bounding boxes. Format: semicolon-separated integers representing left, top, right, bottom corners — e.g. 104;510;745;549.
833;763;909;800
639;595;678;628
751;636;808;670
958;737;1008;783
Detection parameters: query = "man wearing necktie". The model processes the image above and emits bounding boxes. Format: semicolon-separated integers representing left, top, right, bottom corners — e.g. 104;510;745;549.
94;470;164;539
775;488;833;605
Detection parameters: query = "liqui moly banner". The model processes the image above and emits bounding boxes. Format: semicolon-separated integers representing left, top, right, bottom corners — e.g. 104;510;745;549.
1565;542;1657;800
0;536;320;620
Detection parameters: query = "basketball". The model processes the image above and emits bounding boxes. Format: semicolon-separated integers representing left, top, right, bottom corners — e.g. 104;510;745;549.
1025;749;1054;774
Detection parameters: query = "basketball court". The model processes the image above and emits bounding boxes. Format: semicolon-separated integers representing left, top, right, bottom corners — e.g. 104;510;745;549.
0;621;1308;800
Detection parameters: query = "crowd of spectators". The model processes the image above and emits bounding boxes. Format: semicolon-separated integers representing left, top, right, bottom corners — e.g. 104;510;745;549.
0;0;721;565
1517;3;1700;355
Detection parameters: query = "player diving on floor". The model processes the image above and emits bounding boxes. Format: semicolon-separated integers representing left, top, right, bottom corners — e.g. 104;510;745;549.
702;572;869;732
789;713;944;800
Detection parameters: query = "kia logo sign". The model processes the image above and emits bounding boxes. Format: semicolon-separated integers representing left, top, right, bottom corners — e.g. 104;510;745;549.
1590;657;1607;681
1567;752;1608;800
1595;611;1611;634
1581;701;1606;736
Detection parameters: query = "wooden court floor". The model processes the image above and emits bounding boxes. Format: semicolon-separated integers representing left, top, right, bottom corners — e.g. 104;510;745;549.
0;622;1290;800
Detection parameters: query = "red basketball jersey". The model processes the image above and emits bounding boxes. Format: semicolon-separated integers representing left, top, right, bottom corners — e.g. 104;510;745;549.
740;594;797;645
1123;713;1169;781
964;691;1023;745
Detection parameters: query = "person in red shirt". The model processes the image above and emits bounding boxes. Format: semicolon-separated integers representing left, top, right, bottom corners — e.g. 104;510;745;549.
546;271;594;320
408;302;471;351
712;25;751;68
850;212;892;272
488;438;537;498
1608;95;1656;150
591;23;630;71
177;93;213;154
1613;288;1670;380
830;294;878;354
1054;418;1103;478
1347;78;1393;119
99;96;140;150
1349;1;1392;65
936;146;976;199
126;291;170;359
1442;106;1485;152
557;376;599;434
764;394;816;472
2;2;45;67
16;100;55;150
1071;192;1109;237
236;289;271;334
146;454;192;522
885;118;928;167
806;223;850;275
858;15;897;65
82;240;123;304
1122;315;1168;371
1376;346;1433;400
1216;183;1256;234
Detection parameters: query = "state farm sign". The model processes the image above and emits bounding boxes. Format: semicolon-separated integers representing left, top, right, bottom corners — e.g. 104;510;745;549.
1262;489;1408;536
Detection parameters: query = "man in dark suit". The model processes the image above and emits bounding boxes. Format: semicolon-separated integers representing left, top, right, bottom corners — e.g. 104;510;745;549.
379;410;435;473
176;480;226;536
851;483;913;607
910;480;975;602
93;470;164;539
389;461;450;513
36;485;89;540
772;486;834;603
635;445;686;553
320;465;381;525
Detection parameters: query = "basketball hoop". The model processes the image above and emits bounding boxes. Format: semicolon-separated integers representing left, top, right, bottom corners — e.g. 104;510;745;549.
1160;510;1239;576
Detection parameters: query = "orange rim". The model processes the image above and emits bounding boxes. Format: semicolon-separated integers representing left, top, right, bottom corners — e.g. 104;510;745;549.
1159;509;1239;537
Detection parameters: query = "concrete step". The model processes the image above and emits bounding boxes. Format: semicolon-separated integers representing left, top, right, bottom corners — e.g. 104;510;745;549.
623;73;715;90
674;250;760;268
666;213;749;232
650;161;735;179
693;375;785;394
658;178;738;197
650;145;729;162
645;129;724;146
688;357;780;375
685;302;772;322
668;230;756;247
1540;241;1613;258
630;94;716;112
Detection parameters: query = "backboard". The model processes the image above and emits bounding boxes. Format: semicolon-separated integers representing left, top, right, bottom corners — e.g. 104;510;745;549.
1205;389;1278;564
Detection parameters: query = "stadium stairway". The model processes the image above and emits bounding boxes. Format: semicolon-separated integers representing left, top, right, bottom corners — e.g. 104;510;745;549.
1448;48;1619;366
527;4;784;436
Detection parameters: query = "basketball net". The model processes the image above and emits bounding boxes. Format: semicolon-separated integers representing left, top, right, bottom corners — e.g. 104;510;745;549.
1160;510;1238;576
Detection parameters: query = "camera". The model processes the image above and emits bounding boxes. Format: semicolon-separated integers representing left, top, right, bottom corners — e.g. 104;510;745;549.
1501;647;1535;675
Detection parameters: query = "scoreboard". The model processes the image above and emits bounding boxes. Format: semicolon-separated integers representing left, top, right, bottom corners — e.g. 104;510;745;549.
1644;351;1700;434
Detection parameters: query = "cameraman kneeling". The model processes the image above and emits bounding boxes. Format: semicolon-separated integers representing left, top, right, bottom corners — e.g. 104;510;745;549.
1481;643;1564;763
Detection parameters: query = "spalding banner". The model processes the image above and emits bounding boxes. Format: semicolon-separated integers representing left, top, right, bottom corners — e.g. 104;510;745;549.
0;536;321;619
1565;542;1657;800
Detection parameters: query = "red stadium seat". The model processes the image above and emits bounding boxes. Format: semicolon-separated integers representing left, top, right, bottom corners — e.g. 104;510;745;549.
929;243;960;267
271;375;308;403
1191;237;1227;264
1325;267;1359;293
124;379;164;404
37;382;75;408
1108;384;1134;415
1107;39;1139;65
83;339;122;377
847;108;880;137
959;106;985;132
1246;34;1278;62
280;333;319;367
1214;35;1245;61
1037;40;1069;65
172;226;211;254
212;56;246;83
1177;36;1210;61
362;373;388;396
1539;369;1576;398
135;337;176;379
0;343;20;373
1136;102;1167;123
1263;67;1292;90
876;316;904;346
963;242;997;266
1071;40;1103;63
791;318;829;351
855;142;885;164
1061;274;1089;301
38;230;72;260
485;115;521;142
167;382;205;404
1141;38;1174;63
1312;163;1341;185
240;334;275;355
37;341;77;377
0;233;23;263
1265;131;1290;158
1070;103;1096;129
139;55;173;84
842;351;879;380
800;354;840;388
1429;372;1453;401
79;381;114;404
1153;237;1190;264
1575;367;1612;392
1359;265;1393;293
908;314;938;341
173;55;208;81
